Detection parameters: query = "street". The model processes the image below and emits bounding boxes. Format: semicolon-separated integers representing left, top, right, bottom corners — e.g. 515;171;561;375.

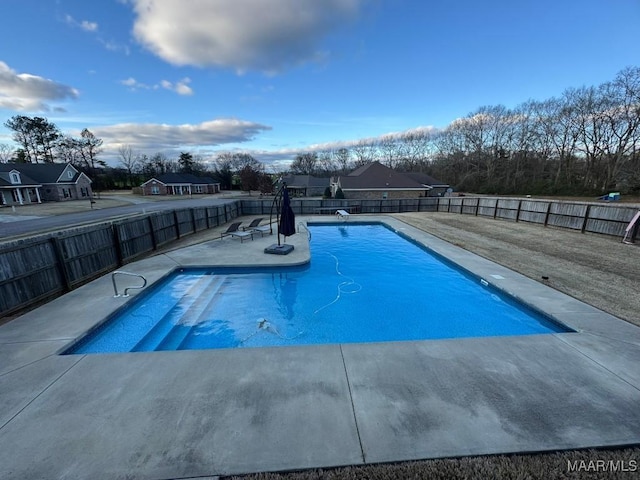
0;196;236;240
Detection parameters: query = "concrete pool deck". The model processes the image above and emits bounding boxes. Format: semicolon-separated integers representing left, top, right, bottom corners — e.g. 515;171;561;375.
1;215;639;479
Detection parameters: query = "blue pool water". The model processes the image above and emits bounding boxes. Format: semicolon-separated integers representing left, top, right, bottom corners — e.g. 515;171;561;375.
65;223;569;354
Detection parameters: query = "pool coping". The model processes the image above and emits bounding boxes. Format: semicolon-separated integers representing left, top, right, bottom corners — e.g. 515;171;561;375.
1;215;639;478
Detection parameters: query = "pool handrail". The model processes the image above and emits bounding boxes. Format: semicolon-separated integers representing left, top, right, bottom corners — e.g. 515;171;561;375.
298;222;311;240
112;271;148;297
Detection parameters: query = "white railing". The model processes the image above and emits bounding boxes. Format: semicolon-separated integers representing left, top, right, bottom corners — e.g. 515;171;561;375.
112;271;147;297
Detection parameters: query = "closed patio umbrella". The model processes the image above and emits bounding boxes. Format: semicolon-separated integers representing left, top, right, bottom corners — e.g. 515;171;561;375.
278;187;296;244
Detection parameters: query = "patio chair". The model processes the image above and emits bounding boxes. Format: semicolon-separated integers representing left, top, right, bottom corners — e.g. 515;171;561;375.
230;230;254;243
220;222;242;239
242;218;265;231
251;224;273;237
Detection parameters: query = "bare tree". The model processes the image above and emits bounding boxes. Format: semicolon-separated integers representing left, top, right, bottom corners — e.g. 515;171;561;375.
378;135;402;169
0;143;13;163
333;147;352;173
290;152;318;175
317;149;339;176
78;128;105;173
118;144;140;187
212;152;235;189
56;136;82;166
597;67;640;191
352;139;376;166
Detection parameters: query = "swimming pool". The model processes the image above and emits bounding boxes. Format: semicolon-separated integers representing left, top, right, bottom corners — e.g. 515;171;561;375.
64;223;570;354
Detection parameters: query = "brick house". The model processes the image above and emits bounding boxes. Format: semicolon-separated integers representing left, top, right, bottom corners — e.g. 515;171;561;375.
140;173;220;196
331;161;449;199
280;174;330;197
0;162;92;206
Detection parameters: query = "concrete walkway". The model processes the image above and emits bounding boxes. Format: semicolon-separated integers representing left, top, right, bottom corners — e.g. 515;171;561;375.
1;216;639;479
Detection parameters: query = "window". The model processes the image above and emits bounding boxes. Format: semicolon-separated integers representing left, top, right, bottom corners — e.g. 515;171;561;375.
9;172;20;184
194;185;203;194
67;170;74;179
151;186;160;195
63;189;69;198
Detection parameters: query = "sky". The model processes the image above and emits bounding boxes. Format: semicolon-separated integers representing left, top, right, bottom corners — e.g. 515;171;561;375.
0;0;639;171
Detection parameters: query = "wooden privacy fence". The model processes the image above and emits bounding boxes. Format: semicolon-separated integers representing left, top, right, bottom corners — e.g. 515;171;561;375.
436;197;639;237
1;196;637;319
241;196;639;239
0;203;238;318
240;197;441;216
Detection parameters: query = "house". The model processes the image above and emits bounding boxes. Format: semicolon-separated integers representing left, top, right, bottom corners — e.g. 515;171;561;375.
332;161;449;199
140;173;221;196
0;162;93;206
280;174;330;197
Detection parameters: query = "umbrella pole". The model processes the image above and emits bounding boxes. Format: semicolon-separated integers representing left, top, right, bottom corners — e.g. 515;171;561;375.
277;185;283;246
264;182;295;255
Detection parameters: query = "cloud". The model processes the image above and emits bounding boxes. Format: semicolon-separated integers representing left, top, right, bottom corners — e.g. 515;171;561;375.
94;118;272;154
0;61;79;112
207;126;441;171
128;0;363;73
100;39;131;55
64;14;99;32
120;77;144;88
120;76;195;95
162;78;193;95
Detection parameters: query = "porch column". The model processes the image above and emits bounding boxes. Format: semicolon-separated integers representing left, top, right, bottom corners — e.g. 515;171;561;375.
16;188;24;205
35;188;42;203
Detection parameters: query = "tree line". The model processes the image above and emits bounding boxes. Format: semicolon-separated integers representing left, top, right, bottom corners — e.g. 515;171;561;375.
0;116;274;192
116;147;273;193
2;116;105;172
289;66;640;195
2;66;639;195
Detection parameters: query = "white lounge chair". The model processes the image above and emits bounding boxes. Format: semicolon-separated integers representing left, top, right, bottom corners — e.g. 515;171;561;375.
230;230;254;242
251;224;272;236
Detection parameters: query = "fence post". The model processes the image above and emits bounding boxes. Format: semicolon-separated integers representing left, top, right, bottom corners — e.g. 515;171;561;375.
475;198;479;216
50;237;72;292
516;200;522;222
173;210;181;239
460;198;464;214
544;202;552;227
581;205;591;233
191;208;197;232
148;215;157;250
112;224;124;266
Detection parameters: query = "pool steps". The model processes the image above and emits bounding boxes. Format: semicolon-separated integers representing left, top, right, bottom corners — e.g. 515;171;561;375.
131;276;223;352
158;278;226;351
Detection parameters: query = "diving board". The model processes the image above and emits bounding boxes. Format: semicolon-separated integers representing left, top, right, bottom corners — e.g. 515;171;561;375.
336;209;350;220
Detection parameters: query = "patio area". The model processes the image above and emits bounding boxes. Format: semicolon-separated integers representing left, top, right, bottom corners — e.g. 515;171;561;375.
1;215;639;479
